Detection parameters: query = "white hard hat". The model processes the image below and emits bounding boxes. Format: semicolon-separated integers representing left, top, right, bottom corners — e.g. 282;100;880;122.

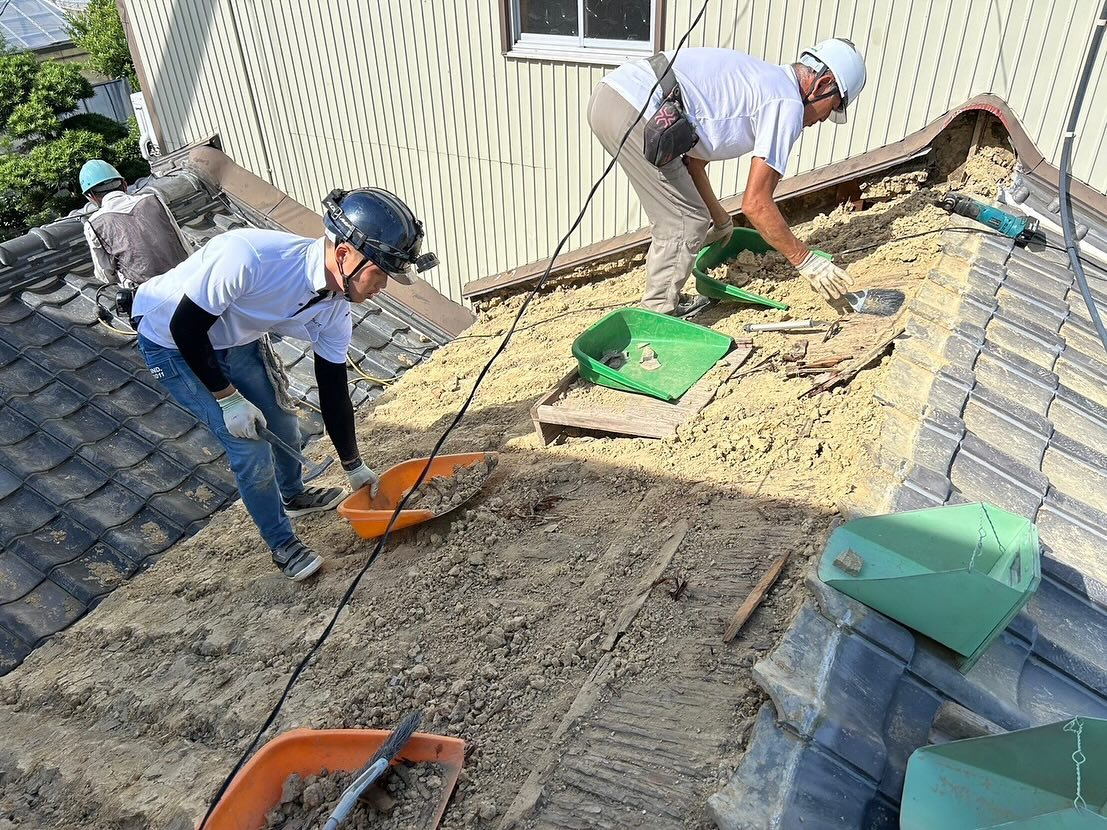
800;38;867;124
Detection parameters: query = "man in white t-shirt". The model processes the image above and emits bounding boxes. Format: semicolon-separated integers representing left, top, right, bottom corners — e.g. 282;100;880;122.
131;188;438;581
588;39;867;316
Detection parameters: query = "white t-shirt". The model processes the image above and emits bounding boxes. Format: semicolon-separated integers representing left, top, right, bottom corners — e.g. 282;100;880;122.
601;48;805;173
132;229;353;364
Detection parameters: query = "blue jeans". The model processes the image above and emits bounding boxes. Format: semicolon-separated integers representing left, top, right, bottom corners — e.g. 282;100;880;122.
137;335;304;551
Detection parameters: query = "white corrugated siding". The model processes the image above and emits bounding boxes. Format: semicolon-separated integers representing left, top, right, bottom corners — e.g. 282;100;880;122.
127;0;1107;302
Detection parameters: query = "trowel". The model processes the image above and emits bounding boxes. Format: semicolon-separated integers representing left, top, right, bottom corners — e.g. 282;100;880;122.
258;427;333;483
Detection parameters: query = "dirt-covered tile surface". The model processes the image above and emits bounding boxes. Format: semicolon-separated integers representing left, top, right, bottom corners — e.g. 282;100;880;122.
0;116;1015;829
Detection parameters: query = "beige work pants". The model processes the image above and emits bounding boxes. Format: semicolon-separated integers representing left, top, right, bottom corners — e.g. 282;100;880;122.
587;82;712;314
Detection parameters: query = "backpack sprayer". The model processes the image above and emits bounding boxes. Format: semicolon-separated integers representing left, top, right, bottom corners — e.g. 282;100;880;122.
938;193;1040;243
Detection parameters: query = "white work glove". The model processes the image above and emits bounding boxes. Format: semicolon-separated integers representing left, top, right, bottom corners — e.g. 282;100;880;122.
703;218;734;247
217;390;266;440
796;251;853;301
344;459;380;496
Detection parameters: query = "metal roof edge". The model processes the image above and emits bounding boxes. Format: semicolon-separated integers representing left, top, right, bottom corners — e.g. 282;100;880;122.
160;143;475;339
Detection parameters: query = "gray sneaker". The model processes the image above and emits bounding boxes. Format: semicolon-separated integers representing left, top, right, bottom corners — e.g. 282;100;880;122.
272;539;324;582
673;294;711;319
282;486;344;517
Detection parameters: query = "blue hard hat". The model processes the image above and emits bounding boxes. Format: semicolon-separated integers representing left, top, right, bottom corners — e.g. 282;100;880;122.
79;159;124;195
322;187;437;285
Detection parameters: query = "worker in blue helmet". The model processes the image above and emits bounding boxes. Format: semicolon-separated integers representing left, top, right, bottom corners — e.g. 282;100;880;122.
79;159;191;292
131;187;437;581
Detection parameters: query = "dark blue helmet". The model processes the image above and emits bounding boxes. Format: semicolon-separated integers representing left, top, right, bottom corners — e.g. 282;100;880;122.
322;188;438;285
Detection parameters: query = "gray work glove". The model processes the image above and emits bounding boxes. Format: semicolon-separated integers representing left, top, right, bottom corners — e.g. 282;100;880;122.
343;459;380;496
217;390;266;440
703;217;735;247
796;251;853;301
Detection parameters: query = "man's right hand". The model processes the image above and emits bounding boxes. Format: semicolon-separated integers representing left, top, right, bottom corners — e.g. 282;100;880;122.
217;390;267;439
703;217;734;247
796;252;852;301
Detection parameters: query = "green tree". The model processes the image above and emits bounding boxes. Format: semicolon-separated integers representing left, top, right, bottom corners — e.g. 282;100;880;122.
0;53;39;125
66;0;139;91
0;53;149;240
4;61;92;141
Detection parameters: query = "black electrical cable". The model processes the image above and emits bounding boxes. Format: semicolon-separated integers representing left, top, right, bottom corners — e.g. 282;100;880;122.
458;223;1107;348
1058;3;1107;356
196;3;715;825
830;226;1107;281
454;302;628;340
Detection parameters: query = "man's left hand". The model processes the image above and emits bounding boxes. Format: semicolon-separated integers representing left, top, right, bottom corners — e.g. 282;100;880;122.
344;459;380;495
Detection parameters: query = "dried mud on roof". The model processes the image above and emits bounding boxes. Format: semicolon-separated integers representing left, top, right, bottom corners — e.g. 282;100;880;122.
0;117;1015;830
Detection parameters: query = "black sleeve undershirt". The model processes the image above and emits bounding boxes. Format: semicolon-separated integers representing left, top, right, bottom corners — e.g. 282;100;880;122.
169;296;229;393
314;355;359;464
169;296;359;464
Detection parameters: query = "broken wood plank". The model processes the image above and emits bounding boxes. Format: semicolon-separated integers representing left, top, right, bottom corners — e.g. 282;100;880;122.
500;520;691;828
530;345;752;443
531;367;578;447
601;520;689;652
722;550;791;643
581;489;664;596
802;354;852;369
961;111;990;189
534;401;678;438
498;653;618;828
732;350;778;379
801;324;905;398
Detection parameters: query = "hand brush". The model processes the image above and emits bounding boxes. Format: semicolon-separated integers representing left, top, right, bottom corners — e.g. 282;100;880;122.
835;288;906;317
323;711;423;830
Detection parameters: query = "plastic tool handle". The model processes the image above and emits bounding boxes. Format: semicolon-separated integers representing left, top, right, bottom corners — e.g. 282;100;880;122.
257;426;333;483
744;320;819;332
323;758;388;830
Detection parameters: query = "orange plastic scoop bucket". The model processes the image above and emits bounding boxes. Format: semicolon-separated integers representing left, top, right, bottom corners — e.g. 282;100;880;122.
338;452;498;540
204;727;465;830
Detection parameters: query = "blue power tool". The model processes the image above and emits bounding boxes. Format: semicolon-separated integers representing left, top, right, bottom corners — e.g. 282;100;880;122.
938;193;1040;243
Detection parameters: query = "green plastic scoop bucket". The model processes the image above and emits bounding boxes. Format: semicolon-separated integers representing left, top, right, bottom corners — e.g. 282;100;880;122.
902;718;1107;828
572;308;732;401
693;228;835;310
818;503;1041;671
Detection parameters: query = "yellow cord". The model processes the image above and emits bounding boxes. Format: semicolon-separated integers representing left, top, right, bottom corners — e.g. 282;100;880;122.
97;319;137;337
346;355;395;386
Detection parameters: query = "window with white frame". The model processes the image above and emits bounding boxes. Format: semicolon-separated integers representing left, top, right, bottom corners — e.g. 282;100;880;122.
503;0;662;64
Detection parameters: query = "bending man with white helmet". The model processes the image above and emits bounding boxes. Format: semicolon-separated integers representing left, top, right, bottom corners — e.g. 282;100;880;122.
589;39;867;317
131;188;438;581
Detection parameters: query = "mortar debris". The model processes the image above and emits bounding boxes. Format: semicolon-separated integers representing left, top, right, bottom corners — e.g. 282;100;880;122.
709;249;793;291
265;762;446;830
638;343;661;371
406;456;498;514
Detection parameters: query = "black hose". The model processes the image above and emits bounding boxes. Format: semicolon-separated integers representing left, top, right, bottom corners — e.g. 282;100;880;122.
1058;4;1107;356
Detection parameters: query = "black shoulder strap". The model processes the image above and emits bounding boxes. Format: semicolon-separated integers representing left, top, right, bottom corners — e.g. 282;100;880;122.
647;52;680;100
